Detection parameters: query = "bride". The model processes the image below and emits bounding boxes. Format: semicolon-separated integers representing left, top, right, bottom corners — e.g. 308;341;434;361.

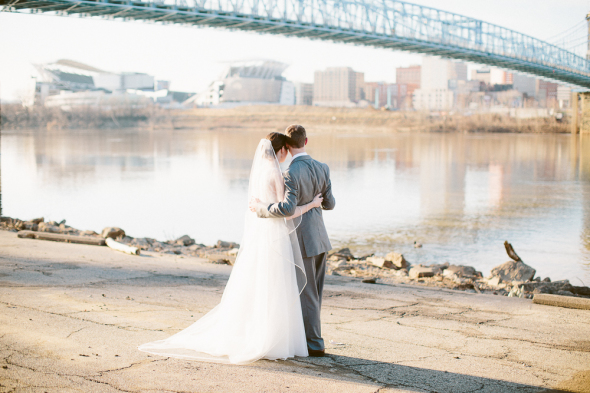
138;133;323;365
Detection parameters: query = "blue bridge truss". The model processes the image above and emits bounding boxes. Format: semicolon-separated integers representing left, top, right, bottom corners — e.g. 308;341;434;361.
2;0;590;88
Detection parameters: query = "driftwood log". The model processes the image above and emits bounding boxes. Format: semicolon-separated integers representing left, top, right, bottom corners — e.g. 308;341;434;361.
504;241;522;262
17;230;106;246
533;294;590;310
105;238;140;256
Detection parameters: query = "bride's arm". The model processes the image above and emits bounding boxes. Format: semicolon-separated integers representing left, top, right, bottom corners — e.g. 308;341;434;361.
286;194;323;220
250;193;323;219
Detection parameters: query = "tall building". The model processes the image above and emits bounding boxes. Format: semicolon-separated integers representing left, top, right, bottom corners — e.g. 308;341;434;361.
471;67;512;86
557;85;572;108
413;56;467;110
397;83;419;110
364;82;397;108
355;72;366;102
294;83;313;105
313;67;364;106
395;65;421;109
195;60;295;106
512;74;537;98
413;89;454;111
396;65;421;87
537;80;559;108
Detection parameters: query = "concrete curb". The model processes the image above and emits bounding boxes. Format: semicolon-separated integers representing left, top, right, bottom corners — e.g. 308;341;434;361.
533;294;590;310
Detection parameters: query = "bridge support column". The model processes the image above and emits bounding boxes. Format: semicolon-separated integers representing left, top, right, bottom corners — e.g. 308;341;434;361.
572;92;579;135
581;92;590;134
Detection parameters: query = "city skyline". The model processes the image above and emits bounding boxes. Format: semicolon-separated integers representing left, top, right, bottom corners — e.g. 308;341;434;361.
0;0;588;102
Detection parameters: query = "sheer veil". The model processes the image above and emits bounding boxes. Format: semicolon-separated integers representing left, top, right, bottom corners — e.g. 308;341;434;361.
137;139;308;365
242;139;307;294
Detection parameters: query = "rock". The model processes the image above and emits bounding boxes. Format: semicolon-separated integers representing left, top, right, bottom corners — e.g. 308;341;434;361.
117;236;134;244
30;217;44;224
409;266;435;279
366;257;395;269
413;241;422;248
80;230;98;237
228;248;239;257
332;248;354;260
187;244;204;251
533;277;541;282
490;260;536;283
362;278;377;284
573;286;590;296
38;222;60;233
384;252;409;269
175;235;195;246
431;262;450;270
129;238;151;249
396;269;409;277
328;254;347;263
101;227;125;239
217;240;239;249
333;261;352;272
47;221;58;226
444;265;476;278
532;286;552;294
355;253;374;260
486;276;502;287
542;277;551;283
23;221;38;231
14;220;26;231
556;290;574;297
520;280;573;294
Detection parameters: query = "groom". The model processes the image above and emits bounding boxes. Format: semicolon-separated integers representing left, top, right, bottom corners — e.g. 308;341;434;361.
252;124;335;357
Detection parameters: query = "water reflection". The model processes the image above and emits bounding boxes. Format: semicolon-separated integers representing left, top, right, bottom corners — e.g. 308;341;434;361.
2;129;588;282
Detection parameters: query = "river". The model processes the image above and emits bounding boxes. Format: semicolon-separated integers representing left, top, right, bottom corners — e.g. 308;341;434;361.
2;128;589;283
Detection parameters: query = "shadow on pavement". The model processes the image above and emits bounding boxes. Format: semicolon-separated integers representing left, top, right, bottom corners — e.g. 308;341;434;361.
289;354;570;393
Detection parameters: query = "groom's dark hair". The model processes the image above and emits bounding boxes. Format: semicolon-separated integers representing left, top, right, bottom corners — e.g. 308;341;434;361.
285;125;306;148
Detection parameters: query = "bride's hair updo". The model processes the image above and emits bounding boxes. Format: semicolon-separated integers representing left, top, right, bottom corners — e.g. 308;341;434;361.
265;132;289;154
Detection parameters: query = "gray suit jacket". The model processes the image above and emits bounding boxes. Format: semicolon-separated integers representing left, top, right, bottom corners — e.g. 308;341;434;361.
256;155;335;258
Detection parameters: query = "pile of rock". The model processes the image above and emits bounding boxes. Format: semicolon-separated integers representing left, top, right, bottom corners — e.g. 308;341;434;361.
2;215;240;266
4;216;589;298
326;245;590;299
116;235;239;264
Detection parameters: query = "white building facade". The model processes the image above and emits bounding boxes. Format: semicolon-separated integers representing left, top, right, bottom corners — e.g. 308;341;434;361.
413;56;466;110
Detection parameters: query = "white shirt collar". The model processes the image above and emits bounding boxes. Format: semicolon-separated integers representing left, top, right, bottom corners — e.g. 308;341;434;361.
291;152;308;160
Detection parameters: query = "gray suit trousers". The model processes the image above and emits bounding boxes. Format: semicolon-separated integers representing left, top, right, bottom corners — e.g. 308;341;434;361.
301;252;327;351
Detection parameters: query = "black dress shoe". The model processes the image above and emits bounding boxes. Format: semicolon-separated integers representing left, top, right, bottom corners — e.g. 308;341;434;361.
308;348;325;357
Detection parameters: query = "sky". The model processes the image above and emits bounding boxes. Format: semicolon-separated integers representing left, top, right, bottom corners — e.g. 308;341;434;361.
1;0;589;102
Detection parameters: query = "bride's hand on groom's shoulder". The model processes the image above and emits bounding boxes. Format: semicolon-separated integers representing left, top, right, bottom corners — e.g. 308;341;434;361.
249;197;261;212
312;194;323;208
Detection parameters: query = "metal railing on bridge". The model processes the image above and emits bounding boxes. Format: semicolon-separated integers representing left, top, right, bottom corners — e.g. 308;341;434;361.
2;0;590;88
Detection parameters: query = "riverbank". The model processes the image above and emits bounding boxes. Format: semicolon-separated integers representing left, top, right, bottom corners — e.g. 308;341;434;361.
2;103;570;133
172;105;570;134
1;229;589;392
3;215;589;301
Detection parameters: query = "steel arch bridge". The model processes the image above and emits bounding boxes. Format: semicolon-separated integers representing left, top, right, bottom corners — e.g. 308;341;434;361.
2;0;590;88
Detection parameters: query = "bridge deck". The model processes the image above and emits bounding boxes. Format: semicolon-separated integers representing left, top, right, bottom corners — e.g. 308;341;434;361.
2;0;590;89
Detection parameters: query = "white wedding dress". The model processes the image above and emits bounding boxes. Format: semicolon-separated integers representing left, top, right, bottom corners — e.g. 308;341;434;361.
138;139;308;365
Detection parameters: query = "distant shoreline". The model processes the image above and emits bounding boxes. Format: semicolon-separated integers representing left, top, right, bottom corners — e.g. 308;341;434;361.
1;103;570;134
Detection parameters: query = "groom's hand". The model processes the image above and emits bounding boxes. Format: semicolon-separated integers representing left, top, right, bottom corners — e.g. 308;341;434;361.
249;197;261;212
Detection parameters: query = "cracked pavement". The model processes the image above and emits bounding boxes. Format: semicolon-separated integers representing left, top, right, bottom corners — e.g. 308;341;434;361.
0;230;588;393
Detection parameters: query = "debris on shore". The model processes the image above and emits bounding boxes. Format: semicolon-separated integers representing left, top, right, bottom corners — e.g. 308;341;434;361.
326;243;590;300
2;216;589;299
1;216;237;265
